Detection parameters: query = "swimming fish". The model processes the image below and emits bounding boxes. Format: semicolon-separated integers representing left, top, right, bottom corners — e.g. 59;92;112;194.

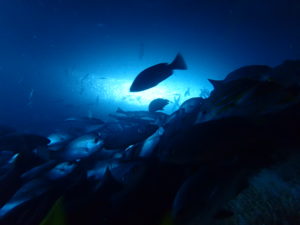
130;53;187;92
148;98;170;112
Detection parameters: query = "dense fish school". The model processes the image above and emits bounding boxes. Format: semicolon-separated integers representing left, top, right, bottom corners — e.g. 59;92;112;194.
0;60;300;225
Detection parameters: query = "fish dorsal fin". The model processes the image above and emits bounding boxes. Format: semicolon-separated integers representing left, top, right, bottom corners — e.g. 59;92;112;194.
208;79;223;89
169;53;187;70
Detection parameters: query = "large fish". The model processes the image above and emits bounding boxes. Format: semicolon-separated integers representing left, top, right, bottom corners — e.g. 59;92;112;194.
223;65;271;83
130;53;187;92
263;60;300;87
172;165;250;225
206;65;271;92
0;134;50;153
0;162;77;219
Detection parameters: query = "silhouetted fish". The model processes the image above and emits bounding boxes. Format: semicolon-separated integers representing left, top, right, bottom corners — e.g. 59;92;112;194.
172;165;249;225
0;162;77;219
45;134;104;161
130;53;187;92
65;117;104;125
148;98;169;112
0;134;50;153
224;65;271;82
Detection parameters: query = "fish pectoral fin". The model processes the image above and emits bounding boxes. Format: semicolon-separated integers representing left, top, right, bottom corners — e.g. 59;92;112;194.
213;209;234;220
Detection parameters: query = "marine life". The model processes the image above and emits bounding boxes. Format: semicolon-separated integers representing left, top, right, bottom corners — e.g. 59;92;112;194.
223;65;272;82
265;60;300;87
47;132;74;146
0;59;300;225
98;121;159;149
184;87;190;97
179;97;204;114
148;98;170;112
0;162;77;219
0;134;50;153
139;127;165;158
64;117;104;125
111;107;169;125
172;165;249;225
172;94;181;111
130;53;187;92
55;133;104;161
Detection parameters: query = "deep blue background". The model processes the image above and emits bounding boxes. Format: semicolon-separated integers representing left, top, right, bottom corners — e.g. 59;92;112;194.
0;0;300;133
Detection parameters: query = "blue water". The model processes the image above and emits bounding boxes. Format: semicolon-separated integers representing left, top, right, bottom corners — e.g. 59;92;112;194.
0;0;299;132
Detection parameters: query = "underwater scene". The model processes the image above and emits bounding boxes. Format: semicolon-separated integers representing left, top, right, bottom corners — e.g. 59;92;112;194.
0;0;300;224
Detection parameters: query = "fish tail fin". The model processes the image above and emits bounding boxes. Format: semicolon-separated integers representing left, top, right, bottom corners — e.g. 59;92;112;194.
169;53;187;70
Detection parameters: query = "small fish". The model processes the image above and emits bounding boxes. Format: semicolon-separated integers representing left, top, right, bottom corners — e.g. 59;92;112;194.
0;179;48;219
199;88;210;99
172;94;181;111
130;53;187;92
148;98;170;113
265;60;300;87
80;73;90;84
21;160;57;181
184;88;190;97
0;162;77;219
65;117;104;125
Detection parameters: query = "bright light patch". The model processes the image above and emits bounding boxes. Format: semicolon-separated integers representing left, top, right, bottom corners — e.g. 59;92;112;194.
67;71;211;113
90;77;208;108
